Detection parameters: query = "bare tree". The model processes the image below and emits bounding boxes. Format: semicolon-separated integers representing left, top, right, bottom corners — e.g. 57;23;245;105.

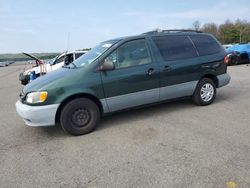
192;20;201;31
202;23;219;38
192;19;250;44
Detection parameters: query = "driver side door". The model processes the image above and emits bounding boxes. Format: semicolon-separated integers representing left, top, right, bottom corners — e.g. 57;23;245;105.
100;39;160;112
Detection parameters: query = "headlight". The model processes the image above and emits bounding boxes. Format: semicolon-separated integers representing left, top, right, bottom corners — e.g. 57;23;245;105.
26;91;48;104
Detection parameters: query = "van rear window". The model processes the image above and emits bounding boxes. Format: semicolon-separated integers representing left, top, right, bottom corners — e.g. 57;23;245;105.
190;35;222;56
152;35;198;61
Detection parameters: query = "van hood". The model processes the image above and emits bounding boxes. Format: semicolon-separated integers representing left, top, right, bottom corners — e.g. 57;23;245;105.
23;68;75;94
23;52;41;62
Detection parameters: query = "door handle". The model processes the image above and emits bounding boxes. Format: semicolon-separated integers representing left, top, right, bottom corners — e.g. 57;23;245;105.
162;65;172;72
146;68;155;76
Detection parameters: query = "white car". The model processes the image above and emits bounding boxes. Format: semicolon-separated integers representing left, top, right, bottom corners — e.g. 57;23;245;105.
222;44;233;49
19;50;88;85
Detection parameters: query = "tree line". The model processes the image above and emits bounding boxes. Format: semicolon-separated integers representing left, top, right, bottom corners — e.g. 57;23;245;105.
192;19;250;44
0;53;59;62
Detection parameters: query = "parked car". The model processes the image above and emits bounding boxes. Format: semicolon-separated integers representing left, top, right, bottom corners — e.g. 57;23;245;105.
225;44;250;65
16;30;231;136
0;61;14;67
19;50;88;85
222;44;233;49
0;62;8;67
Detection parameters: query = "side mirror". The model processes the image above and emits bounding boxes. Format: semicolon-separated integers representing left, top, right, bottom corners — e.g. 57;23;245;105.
99;59;115;71
49;60;54;66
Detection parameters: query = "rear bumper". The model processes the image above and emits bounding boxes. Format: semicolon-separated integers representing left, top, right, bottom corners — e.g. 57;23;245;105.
217;73;231;88
15;100;59;127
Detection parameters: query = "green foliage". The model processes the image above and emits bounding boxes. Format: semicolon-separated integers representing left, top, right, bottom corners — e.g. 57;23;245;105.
199;19;250;44
0;53;59;62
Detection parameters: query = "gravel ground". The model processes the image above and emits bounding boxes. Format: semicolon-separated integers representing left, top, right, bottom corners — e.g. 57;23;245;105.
0;64;249;188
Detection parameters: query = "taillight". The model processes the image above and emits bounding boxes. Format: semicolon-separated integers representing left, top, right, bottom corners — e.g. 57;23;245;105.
224;55;230;64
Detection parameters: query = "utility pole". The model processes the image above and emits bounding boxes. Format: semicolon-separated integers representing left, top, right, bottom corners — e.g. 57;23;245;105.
239;30;242;43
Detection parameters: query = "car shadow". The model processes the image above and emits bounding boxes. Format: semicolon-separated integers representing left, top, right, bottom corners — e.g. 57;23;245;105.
35;124;67;138
31;99;193;138
34;93;233;137
96;99;194;132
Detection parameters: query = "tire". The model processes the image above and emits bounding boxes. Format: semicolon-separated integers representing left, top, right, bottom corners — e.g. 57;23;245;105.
60;98;100;136
192;78;216;106
228;59;237;66
228;54;238;66
19;73;29;85
21;80;29;85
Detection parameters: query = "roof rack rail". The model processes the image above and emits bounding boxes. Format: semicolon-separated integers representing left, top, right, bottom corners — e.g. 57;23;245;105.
142;29;203;35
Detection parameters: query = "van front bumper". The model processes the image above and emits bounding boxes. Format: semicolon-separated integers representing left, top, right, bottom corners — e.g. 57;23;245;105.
15;100;59;127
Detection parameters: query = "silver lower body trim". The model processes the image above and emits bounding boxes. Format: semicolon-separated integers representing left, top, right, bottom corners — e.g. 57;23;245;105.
160;81;198;101
101;81;198;113
217;73;231;88
101;88;159;112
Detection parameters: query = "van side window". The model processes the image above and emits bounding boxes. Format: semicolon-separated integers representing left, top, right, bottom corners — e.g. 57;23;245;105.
190;35;222;56
107;39;152;69
152;36;198;61
55;55;65;64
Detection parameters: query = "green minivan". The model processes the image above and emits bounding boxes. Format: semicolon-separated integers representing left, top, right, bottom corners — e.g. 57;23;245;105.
16;30;231;135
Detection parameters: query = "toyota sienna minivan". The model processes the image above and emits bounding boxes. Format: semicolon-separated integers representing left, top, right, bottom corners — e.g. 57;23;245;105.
16;30;231;135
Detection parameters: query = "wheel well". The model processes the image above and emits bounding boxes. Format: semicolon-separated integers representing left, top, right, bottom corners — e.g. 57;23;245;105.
239;53;250;62
55;93;103;125
240;52;249;58
201;74;219;88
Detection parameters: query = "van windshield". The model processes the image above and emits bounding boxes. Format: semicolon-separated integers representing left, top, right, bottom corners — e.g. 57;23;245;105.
69;40;119;68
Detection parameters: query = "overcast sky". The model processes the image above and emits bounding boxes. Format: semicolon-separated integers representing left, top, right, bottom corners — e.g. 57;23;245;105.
0;0;250;53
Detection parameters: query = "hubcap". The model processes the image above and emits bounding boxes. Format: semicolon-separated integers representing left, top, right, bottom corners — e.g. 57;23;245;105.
71;108;91;127
200;83;214;102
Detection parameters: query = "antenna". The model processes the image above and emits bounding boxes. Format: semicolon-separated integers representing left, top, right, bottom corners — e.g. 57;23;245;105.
67;32;71;51
63;32;71;66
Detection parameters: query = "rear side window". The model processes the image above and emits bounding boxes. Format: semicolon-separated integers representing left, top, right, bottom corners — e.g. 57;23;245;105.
190;35;222;56
152;35;198;61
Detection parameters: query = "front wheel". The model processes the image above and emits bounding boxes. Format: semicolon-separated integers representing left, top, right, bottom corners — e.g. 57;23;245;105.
60;98;100;136
192;78;216;106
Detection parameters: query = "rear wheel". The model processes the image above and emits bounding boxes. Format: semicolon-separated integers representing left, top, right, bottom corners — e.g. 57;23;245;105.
192;78;216;106
60;98;100;136
229;54;238;66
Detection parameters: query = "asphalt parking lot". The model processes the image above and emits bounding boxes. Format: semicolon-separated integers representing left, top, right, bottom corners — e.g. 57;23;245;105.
0;64;250;188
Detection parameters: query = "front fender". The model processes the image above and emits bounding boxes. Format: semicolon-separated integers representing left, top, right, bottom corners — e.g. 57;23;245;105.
53;86;101;104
